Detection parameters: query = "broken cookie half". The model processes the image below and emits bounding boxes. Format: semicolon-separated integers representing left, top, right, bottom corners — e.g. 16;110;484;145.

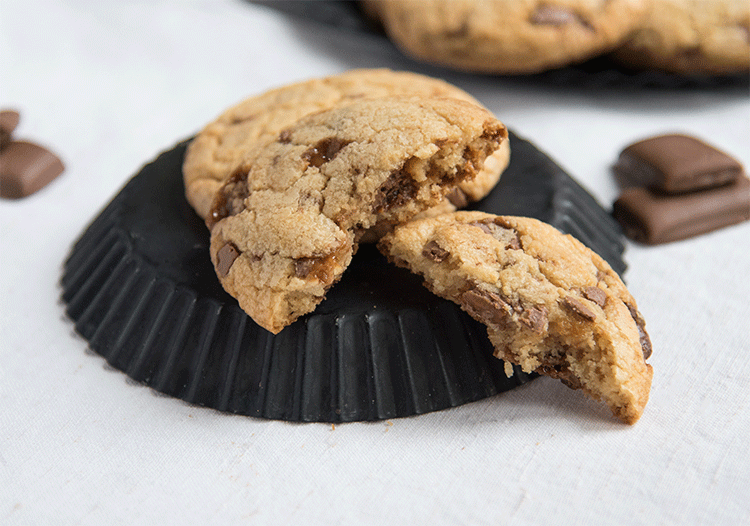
378;211;653;424
207;97;507;334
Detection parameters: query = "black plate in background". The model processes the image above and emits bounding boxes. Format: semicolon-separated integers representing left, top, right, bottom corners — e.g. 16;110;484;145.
249;0;749;91
60;131;625;422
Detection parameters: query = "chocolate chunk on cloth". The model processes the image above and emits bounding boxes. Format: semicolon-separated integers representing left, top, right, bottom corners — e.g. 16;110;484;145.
614;134;744;193
1;109;20;150
1;140;65;199
0;109;65;199
613;175;750;245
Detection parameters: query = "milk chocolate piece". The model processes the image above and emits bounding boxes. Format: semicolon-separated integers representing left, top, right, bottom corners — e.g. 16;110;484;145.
0;140;65;199
614;134;743;193
520;305;547;334
216;242;240;277
445;187;468;208
561;296;597;321
582;286;607;308
1;110;20;150
459;287;512;326
422;240;449;262
613;175;750;244
470;220;522;249
626;303;652;361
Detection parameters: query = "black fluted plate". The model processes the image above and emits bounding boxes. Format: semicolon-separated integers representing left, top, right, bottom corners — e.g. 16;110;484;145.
60;131;626;422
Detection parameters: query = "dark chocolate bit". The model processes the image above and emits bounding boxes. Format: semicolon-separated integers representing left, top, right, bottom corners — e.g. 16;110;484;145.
422;240;450;262
207;168;250;229
372;167;418;213
613;175;750;245
1;109;20;151
614;134;744;193
582;286;607;307
538;357;581;390
0;140;64;199
216;242;241;277
561;296;597;321
626;303;652;361
302;137;351;168
278;129;292;144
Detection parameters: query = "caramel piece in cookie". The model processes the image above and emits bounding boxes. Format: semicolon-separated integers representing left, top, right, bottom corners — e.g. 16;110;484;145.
184;68;510;220
365;0;649;74
209;98;507;334
378;211;653;424
612;0;750;75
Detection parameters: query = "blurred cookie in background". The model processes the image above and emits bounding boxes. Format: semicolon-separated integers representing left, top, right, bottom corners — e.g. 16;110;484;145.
363;0;650;74
611;0;750;75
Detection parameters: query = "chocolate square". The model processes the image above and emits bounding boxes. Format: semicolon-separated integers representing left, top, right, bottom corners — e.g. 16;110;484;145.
0;140;65;199
614;134;743;193
613;175;750;244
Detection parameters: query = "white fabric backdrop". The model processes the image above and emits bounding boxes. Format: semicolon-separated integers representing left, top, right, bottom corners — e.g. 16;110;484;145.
1;1;748;524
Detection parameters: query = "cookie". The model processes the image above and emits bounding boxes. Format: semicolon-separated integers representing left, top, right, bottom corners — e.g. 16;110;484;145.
378;211;653;424
365;0;650;74
184;68;510;220
208;97;507;334
611;0;750;75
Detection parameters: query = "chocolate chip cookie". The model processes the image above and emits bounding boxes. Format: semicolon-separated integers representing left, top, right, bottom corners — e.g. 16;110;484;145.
184;68;510;220
378;211;653;424
365;0;650;74
208;97;507;334
612;0;750;75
